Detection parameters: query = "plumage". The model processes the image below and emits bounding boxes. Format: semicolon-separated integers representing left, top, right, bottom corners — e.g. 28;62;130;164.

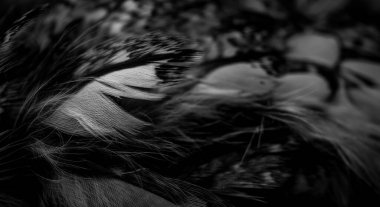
1;0;380;207
44;64;164;138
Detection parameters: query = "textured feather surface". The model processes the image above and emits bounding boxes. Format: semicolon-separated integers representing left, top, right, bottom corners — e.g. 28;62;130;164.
44;64;164;137
1;1;380;207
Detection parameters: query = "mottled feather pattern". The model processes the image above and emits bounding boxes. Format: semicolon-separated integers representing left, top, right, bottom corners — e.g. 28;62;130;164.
1;1;380;207
0;2;208;206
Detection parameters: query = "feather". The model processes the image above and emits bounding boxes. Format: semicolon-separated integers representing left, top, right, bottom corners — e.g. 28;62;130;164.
43;64;164;138
43;175;192;207
273;84;380;195
191;62;277;98
2;1;380;207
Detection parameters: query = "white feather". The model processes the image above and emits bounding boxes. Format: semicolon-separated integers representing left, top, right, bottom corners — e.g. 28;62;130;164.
44;64;164;138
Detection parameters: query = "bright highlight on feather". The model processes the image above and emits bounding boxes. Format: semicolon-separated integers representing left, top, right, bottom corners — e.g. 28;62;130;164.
191;63;277;97
44;64;164;138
